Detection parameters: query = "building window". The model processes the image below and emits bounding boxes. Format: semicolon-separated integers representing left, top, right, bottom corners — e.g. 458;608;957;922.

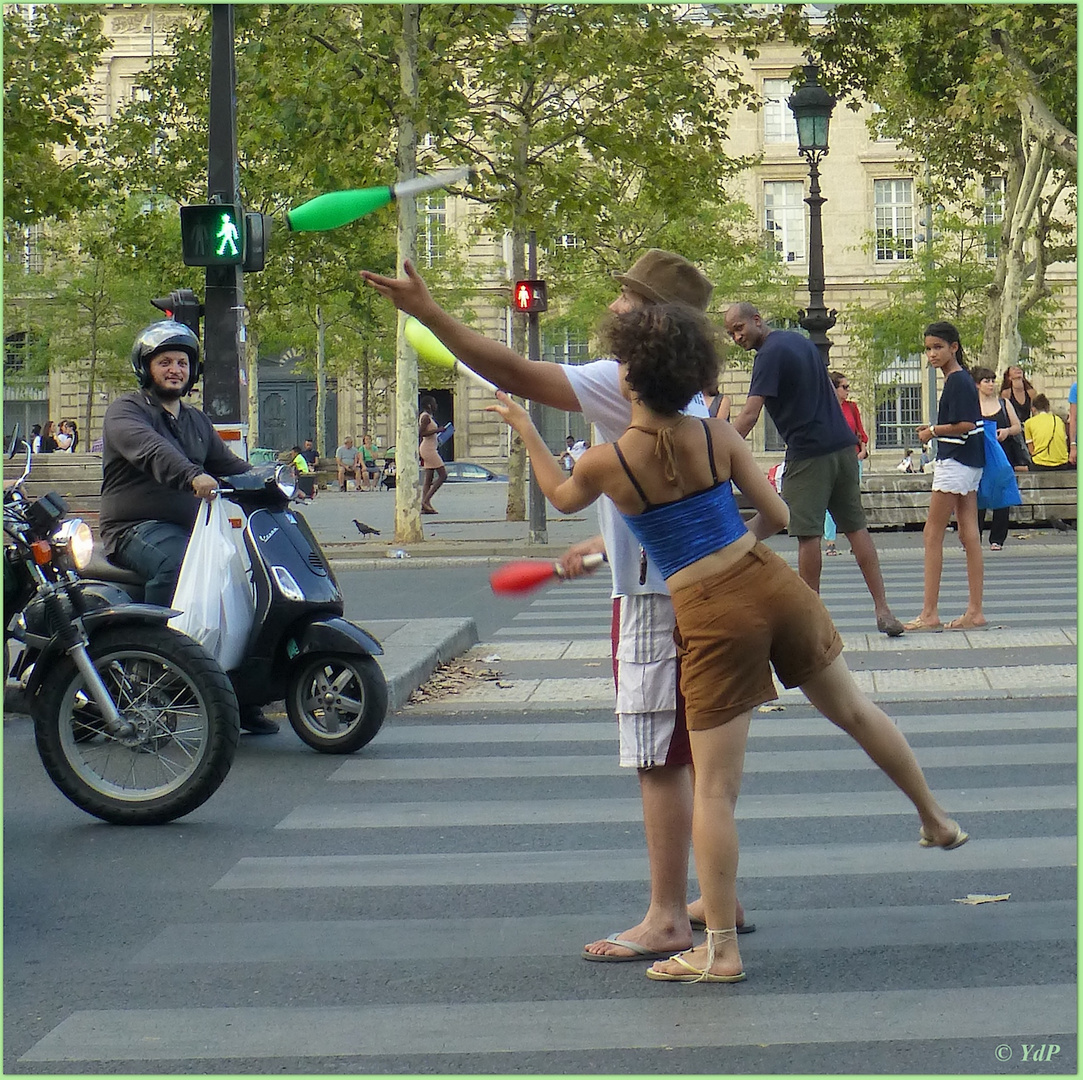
10;225;46;275
874;355;923;448
417;193;446;268
764;181;805;264
542;327;589;366
763;79;797;144
984;177;1004;259
763;411;786;452
874;178;914;261
536;328;590;450
553;233;584;251
4;332;29;376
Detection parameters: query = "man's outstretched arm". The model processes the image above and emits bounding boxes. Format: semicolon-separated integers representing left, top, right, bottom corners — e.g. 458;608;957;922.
362;259;581;413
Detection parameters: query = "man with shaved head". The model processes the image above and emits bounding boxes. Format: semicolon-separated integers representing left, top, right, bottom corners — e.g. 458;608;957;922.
725;303;904;637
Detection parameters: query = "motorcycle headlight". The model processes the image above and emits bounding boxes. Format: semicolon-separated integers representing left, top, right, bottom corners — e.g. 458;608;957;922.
52;518;94;571
274;463;297;499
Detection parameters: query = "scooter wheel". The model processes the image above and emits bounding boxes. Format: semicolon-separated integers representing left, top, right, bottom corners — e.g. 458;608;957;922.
286;653;388;754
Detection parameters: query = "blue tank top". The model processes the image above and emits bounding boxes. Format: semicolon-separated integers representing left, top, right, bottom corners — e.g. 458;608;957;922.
614;418;749;579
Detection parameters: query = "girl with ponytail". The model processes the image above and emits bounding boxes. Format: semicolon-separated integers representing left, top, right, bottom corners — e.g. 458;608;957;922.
904;322;986;632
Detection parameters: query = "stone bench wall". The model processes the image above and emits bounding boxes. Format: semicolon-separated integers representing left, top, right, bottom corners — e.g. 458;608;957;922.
5;457;1076;532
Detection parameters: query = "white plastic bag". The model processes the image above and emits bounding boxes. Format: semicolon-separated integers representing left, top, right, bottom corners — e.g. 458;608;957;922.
169;498;254;671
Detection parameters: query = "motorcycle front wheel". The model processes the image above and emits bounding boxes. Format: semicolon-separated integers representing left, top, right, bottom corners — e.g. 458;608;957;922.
286;653;388;754
32;625;240;825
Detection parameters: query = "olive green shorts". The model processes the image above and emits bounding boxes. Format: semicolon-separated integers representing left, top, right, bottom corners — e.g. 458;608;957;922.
782;447;867;538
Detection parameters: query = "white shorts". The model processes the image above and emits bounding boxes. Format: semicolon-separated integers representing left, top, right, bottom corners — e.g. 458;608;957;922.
932;458;983;495
613;594;690;769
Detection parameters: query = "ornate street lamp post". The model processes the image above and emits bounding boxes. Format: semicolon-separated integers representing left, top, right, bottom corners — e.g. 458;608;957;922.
788;65;837;365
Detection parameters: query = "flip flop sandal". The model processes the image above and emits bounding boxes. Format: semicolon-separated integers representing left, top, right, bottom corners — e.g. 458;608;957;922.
919;824;970;850
946;619;989;632
582;934;675;963
901;619;944;633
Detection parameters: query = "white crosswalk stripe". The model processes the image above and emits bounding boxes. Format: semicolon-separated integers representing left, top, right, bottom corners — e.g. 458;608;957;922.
18;551;1077;1068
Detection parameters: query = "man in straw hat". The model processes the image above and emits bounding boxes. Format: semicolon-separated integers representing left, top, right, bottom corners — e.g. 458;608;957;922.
362;250;753;961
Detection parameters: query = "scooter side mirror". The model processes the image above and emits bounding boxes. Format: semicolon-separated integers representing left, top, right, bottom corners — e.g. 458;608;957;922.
8;423;21;460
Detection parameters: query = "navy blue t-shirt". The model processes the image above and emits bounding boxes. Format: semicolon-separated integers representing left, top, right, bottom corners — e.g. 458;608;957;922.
747;329;857;460
935;368;984;467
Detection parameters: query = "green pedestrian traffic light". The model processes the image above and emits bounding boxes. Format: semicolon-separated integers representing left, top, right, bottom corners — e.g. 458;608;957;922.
180;203;245;266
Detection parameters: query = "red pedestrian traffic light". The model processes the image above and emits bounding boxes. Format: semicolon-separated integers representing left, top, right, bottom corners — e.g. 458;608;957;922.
512;280;548;313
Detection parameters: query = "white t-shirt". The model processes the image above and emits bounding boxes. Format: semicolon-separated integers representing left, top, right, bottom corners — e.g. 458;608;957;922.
563;358;707;598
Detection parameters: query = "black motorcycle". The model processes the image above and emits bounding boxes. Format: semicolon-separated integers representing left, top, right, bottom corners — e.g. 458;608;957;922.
89;463;389;755
3;427;240;825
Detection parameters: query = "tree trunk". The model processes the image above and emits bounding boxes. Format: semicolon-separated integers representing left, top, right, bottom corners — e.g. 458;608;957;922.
316;305;327;459
394;3;423;545
246;322;260;450
997;139;1052;372
504;230;528;522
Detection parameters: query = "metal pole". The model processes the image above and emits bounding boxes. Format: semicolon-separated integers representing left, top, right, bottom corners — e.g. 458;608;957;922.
798;154;837;366
203;4;243;423
924;160;938;426
526;231;547;544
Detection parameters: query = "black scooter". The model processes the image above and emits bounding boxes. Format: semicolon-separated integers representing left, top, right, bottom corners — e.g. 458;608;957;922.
89;464;388;754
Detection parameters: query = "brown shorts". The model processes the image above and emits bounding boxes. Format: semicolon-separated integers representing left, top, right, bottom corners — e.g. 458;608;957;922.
670;542;844;730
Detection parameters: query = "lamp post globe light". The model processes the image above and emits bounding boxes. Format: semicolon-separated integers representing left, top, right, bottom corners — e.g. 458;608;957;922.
788;64;838;365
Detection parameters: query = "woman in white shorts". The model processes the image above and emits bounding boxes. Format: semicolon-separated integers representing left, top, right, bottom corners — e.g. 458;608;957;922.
905;321;987;632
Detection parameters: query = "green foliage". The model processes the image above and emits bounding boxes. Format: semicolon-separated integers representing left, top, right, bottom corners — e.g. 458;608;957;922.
17;5;802;430
843;202;1061;398
778;4;1075;370
3;4;112;224
796;5;1075;184
103;4;486;426
8;199;195;389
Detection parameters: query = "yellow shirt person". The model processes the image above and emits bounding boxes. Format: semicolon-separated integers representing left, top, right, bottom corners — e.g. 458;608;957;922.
1023;394;1069;469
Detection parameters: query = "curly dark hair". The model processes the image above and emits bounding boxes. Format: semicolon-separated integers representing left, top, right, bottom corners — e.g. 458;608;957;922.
602;304;719;416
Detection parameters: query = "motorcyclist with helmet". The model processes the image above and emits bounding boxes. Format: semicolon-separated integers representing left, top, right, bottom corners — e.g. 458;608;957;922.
100;320;278;734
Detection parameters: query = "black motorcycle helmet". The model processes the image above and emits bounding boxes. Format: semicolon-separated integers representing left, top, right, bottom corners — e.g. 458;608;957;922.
130;320;202;394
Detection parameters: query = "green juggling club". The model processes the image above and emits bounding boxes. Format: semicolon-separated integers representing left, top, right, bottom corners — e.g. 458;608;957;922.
286;167;475;232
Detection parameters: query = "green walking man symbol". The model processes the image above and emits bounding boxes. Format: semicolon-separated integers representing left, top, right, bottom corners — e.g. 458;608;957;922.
215;212;240;257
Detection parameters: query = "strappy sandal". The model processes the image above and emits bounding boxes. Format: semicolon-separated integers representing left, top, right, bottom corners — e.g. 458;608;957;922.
646;927;746;983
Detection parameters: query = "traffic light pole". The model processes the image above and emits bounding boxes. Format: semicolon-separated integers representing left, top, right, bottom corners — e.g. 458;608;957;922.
203;3;243;423
526;232;547;545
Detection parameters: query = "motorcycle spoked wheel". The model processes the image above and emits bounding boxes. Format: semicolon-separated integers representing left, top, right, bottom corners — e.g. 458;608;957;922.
285;653;388;754
32;625;240;825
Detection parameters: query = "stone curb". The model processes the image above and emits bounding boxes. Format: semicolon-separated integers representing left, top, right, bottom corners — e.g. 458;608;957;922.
3;618;481;722
366;617;480;713
417;686;1078;714
327;541;1075;571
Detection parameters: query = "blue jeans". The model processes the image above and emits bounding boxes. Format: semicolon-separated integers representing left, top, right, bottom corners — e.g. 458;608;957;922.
112;520;191;607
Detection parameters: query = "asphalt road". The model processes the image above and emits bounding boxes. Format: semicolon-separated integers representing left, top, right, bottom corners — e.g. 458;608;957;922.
3;542;1076;1074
